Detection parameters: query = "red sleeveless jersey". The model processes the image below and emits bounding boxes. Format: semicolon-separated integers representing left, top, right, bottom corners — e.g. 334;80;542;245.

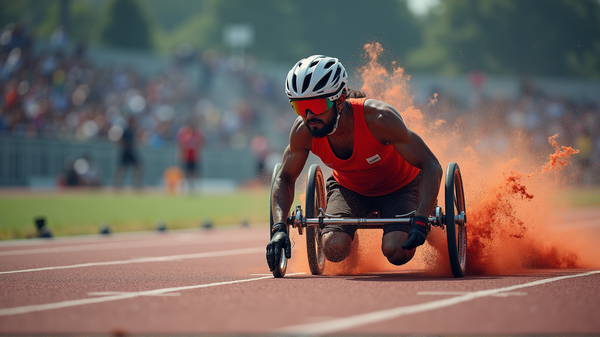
311;98;420;196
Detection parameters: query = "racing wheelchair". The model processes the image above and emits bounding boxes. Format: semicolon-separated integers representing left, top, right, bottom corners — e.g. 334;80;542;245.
269;162;467;278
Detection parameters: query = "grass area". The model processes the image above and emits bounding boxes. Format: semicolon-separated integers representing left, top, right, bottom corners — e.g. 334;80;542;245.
1;186;597;241
0;188;272;240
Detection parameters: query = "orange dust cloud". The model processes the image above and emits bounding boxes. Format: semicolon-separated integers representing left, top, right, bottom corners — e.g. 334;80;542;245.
285;42;600;278
541;134;580;173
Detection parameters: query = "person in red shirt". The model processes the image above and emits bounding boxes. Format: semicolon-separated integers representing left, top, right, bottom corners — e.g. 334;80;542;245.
266;55;442;271
176;121;204;193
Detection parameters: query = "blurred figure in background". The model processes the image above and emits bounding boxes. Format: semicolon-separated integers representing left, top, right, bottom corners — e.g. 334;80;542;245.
60;156;79;187
79;154;103;188
176;118;204;193
113;117;143;190
57;154;103;188
250;133;270;184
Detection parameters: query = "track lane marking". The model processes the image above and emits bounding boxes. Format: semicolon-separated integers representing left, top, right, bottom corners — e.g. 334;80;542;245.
418;291;528;297
0;234;265;256
277;270;600;334
0;247;265;274
0;273;306;316
88;292;182;297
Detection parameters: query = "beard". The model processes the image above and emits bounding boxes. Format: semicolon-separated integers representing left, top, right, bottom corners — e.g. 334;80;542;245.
306;111;338;138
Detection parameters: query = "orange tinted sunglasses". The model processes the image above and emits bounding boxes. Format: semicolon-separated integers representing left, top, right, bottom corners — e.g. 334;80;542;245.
289;98;334;117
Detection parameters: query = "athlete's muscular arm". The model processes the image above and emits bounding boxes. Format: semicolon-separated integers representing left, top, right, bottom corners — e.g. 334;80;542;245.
271;117;312;226
364;99;443;218
267;117;311;271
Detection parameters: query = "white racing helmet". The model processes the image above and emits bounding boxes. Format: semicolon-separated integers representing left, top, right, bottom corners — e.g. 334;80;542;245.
285;55;348;101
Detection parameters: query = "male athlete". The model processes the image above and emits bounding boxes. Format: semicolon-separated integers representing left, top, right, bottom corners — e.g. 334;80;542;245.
176;120;204;193
266;55;443;271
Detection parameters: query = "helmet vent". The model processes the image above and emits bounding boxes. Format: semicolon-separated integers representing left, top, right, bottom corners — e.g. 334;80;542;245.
302;73;312;93
310;60;319;68
334;67;341;78
325;60;336;69
332;67;342;83
292;74;298;92
313;70;331;92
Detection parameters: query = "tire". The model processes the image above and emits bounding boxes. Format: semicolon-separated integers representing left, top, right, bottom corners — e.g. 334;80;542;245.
269;163;287;278
305;164;326;275
445;162;467;277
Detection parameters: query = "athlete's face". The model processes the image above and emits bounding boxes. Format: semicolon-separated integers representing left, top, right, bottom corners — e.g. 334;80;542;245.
290;96;345;138
303;105;337;138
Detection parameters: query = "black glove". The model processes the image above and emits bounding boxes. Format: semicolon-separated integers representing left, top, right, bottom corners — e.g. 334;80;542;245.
402;215;429;250
266;222;292;271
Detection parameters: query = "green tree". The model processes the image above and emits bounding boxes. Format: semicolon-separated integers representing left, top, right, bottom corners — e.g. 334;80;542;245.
157;0;421;69
68;0;103;44
142;0;207;32
0;0;34;28
0;0;104;46
407;0;600;77
99;0;153;51
0;0;59;38
291;0;420;70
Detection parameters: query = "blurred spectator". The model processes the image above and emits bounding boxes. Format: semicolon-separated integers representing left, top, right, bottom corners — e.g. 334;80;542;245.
113;117;143;189
176;118;204;193
55;154;102;188
50;25;68;55
163;166;184;195
250;134;270;183
3;79;18;111
58;156;79;187
78;154;103;187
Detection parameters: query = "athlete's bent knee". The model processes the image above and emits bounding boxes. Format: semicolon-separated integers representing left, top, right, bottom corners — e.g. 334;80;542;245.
381;240;414;266
386;251;413;266
323;232;352;262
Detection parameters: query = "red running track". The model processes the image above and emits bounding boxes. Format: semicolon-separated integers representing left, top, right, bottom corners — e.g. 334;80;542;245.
0;212;599;335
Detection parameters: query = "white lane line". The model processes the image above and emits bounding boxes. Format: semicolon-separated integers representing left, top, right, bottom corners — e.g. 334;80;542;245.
277;270;600;334
88;292;182;297
0;272;306;317
418;291;528;297
0;247;264;274
0;233;265;256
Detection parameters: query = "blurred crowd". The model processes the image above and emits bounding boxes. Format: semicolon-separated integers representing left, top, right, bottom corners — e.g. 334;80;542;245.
425;79;600;186
0;22;294;155
1;23;598;187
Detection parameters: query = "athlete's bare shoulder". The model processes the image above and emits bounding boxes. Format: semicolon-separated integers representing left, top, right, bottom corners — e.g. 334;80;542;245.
289;116;312;152
363;98;409;144
363;98;403;122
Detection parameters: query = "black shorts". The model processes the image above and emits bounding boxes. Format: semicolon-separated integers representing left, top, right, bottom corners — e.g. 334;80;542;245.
183;161;198;175
120;150;138;166
321;172;421;240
